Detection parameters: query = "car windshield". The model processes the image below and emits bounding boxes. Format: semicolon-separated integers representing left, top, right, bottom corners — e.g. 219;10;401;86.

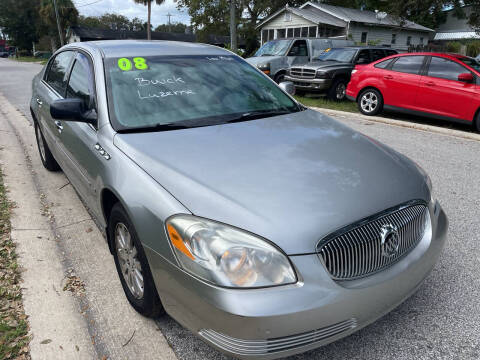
254;40;292;57
316;48;357;62
458;56;480;72
104;55;300;132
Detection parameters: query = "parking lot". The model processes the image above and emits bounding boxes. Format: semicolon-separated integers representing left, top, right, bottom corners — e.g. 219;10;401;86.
1;57;480;359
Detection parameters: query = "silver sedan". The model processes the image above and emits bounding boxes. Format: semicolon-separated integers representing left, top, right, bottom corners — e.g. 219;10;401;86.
30;40;447;359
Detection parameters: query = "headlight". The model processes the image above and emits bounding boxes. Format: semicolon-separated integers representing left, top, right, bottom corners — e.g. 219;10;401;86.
257;63;271;75
315;71;330;79
166;215;296;288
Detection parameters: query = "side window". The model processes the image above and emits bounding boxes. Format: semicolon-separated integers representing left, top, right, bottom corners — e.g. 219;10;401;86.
386;50;397;56
391;56;425;75
66;53;95;109
288;40;308;56
427;56;470;81
46;51;75;96
371;49;386;62
356;50;371;64
375;58;394;69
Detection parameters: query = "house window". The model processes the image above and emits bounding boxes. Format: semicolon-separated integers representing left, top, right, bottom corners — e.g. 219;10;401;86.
309;26;317;37
287;28;294;38
407;36;412;45
262;30;268;43
268;29;274;41
391;34;396;44
294;27;301;37
361;32;368;43
301;27;308;37
277;29;286;39
420;37;424;45
285;12;292;22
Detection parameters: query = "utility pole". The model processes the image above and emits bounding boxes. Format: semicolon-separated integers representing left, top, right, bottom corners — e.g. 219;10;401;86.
52;0;64;47
166;13;173;32
229;0;237;51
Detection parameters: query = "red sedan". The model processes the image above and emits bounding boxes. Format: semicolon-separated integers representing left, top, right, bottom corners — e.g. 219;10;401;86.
346;52;480;131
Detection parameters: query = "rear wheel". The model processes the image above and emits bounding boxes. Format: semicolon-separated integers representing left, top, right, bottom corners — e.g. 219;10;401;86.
357;88;383;116
328;78;347;101
34;122;60;171
109;203;164;318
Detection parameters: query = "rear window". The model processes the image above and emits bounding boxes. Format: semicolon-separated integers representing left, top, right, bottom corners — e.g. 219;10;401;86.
391;56;425;75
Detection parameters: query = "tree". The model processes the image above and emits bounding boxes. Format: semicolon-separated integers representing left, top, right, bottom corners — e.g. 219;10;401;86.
39;0;78;50
0;0;40;50
77;14;148;31
133;0;165;40
155;22;188;33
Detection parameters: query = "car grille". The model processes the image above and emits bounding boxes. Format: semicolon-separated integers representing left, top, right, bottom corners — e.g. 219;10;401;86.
199;318;357;356
290;67;316;79
317;203;429;280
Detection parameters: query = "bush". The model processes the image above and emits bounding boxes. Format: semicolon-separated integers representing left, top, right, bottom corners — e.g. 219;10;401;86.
466;41;480;57
446;42;461;53
17;49;32;57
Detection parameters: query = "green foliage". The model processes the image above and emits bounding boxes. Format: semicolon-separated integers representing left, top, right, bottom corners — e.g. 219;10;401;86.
0;0;40;50
446;41;462;53
78;13;146;31
466;40;480;57
155;22;188;33
38;0;79;47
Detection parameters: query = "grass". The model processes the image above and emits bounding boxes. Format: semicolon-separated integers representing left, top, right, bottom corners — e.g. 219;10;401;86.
294;95;358;113
11;57;48;65
0;168;30;359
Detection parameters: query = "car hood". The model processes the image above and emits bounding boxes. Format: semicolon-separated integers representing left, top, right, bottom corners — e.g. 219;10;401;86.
246;56;284;66
299;60;352;70
114;110;428;255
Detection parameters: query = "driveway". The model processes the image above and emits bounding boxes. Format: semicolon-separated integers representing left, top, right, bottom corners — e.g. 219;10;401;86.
1;58;479;360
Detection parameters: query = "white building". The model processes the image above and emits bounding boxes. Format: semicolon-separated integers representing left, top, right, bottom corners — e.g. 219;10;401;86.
257;2;434;50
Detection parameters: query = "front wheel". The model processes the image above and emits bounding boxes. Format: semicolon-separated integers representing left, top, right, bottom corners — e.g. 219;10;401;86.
109;203;164;318
274;73;286;84
34;122;60;171
357;89;383;116
328;78;348;101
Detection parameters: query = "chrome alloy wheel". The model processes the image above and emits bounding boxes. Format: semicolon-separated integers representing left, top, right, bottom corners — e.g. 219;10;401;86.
336;83;346;100
35;125;46;162
115;223;144;299
360;91;378;113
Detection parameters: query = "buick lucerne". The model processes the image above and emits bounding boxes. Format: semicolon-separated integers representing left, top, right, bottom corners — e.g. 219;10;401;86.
30;41;447;359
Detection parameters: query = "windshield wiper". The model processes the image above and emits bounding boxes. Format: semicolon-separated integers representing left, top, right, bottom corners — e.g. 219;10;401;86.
225;109;295;124
117;122;188;134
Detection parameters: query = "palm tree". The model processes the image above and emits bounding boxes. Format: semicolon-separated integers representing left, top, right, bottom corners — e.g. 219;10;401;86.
133;0;165;40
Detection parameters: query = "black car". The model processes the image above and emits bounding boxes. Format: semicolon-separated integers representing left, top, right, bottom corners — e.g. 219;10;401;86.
285;47;398;100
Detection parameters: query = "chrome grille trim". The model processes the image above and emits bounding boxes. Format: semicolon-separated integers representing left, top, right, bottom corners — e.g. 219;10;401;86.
317;202;429;280
199;318;357;355
290;67;316;79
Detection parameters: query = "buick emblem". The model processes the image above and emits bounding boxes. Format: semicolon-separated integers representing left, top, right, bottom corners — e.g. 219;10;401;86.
380;224;399;258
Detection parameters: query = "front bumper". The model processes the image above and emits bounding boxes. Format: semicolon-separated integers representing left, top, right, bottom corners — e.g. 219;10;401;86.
145;202;447;359
284;76;332;91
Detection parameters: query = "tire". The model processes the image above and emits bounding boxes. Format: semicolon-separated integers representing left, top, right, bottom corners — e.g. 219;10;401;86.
327;78;348;101
274;73;286;84
34;122;60;171
109;203;164;318
357;88;383;116
474;112;480;133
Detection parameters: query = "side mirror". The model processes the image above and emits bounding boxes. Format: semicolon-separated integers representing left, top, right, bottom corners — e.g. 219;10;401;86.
279;81;296;96
458;73;474;83
50;98;97;124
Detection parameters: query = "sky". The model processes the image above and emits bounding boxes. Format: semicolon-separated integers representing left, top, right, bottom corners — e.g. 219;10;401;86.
74;0;192;26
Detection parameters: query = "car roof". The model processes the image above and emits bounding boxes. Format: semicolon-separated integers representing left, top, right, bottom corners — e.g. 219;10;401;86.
330;46;397;51
390;52;468;61
62;40;231;58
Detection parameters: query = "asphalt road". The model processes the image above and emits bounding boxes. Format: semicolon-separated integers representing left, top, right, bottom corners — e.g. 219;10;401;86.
1;58;479;360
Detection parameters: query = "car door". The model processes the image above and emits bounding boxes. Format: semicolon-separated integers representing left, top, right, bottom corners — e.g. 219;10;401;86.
380;55;425;110
55;51;104;219
38;50;76;163
416;56;476;120
287;40;309;66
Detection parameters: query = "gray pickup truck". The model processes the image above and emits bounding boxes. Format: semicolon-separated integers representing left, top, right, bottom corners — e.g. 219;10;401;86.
285;46;398;100
246;38;354;83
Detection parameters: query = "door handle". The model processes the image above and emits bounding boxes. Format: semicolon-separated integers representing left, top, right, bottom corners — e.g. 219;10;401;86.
426;81;435;86
383;75;393;80
36;98;43;106
54;120;63;132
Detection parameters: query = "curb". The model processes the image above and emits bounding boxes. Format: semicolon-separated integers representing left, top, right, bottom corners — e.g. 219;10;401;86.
310;106;480;142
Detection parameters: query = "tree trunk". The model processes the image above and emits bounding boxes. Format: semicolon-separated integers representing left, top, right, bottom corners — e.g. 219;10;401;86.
147;1;151;40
